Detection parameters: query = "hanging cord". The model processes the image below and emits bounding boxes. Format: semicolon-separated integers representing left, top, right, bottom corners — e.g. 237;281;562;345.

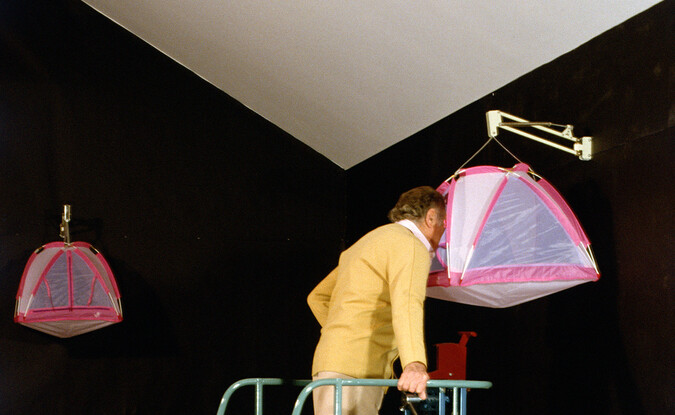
492;136;545;179
492;136;525;165
454;135;526;175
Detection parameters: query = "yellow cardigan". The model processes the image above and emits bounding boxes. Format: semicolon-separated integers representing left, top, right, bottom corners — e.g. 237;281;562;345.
308;223;431;379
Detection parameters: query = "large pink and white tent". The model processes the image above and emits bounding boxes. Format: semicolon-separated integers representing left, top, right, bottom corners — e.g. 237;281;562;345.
427;163;599;308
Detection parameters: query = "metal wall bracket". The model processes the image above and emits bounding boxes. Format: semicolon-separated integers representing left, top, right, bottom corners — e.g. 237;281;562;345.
486;110;592;160
59;204;72;245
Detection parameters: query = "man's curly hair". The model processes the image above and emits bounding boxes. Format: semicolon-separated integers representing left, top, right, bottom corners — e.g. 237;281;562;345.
388;186;445;223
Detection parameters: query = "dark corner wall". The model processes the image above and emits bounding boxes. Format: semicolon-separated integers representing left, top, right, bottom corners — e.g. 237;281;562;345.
0;1;345;414
347;1;673;414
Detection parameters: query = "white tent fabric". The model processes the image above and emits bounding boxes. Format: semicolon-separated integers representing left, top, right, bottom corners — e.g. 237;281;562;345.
427;163;599;308
15;242;123;338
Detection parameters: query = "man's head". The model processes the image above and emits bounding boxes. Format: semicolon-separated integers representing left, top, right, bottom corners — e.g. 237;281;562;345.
388;186;446;250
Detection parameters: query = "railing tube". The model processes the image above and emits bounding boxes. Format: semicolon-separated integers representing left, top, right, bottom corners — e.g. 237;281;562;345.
217;378;492;415
217;378;287;415
291;379;492;415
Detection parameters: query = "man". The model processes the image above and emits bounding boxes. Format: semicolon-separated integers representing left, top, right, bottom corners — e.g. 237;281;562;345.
308;186;446;415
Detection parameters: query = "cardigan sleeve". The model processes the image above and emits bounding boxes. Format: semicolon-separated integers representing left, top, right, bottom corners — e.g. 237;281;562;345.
307;267;338;327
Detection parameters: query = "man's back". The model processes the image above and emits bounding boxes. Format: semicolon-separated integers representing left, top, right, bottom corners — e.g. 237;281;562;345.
310;223;430;379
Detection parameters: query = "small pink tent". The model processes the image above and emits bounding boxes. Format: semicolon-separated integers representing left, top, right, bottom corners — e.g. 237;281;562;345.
14;207;122;338
427;163;599;308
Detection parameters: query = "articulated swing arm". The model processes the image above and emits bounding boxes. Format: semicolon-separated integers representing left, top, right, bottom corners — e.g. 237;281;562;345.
486;110;593;161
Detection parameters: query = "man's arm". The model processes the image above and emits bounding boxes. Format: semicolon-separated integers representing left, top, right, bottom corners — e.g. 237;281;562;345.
307;268;337;327
388;237;431;397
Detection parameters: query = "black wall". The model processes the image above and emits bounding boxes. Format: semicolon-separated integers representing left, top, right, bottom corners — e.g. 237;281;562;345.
347;2;673;414
1;1;672;415
0;1;344;414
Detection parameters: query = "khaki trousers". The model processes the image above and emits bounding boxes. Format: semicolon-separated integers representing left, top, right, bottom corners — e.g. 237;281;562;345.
312;372;385;415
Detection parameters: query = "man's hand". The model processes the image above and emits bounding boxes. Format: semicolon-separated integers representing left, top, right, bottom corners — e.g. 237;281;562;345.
397;361;430;400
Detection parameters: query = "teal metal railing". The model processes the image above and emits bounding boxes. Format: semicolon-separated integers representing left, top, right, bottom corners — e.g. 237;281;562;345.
216;378;492;415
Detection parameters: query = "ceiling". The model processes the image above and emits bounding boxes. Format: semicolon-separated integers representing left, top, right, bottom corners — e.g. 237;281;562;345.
81;0;660;169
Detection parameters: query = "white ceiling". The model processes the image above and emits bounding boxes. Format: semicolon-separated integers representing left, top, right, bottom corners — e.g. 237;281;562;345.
81;0;660;169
